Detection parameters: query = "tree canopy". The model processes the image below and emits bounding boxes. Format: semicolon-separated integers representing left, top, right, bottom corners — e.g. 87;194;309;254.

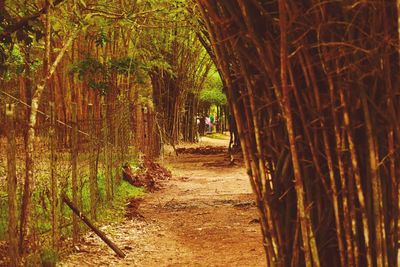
199;71;226;106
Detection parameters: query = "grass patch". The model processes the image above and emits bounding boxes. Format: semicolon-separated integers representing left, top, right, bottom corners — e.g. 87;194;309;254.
61;169;145;235
206;132;229;140
0;193;7;240
40;247;59;267
98;180;144;222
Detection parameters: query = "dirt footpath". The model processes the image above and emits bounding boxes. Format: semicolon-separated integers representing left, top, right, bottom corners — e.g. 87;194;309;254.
59;137;265;267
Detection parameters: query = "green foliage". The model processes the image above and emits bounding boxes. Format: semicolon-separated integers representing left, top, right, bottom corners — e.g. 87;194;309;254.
9;45;24;64
99;180;145;221
109;57;139;75
0;43;24;79
59;162;144;228
95;30;108;47
0;2;45;73
69;56;108;95
70;56;106;80
142;57;173;76
200;88;226;106
0;193;7;240
200;73;227;106
40;247;59;267
0;157;144;243
0;42;42;80
72;171;144;224
206;133;229;140
88;80;108;95
70;55;158;94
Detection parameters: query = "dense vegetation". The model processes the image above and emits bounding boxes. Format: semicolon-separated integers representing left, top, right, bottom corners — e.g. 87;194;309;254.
1;0;399;266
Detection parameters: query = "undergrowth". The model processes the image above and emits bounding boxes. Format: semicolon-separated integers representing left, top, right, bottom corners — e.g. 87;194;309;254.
205;132;229;140
0;160;144;242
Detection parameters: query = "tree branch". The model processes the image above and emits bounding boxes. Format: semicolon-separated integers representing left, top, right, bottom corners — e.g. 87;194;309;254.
0;0;66;39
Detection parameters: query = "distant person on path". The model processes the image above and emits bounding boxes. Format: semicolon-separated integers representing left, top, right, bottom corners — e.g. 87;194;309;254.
215;115;220;133
228;114;239;151
210;114;214;133
205;116;211;133
196;116;202;142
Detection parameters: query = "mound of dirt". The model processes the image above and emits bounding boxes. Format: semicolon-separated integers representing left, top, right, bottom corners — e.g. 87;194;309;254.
123;159;171;191
176;146;226;155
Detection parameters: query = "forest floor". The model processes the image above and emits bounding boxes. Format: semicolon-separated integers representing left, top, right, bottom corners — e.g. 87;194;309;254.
59;136;265;267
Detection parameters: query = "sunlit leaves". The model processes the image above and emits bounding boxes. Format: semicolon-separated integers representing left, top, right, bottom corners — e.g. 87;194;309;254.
0;43;38;80
95;30;108;47
199;73;226;105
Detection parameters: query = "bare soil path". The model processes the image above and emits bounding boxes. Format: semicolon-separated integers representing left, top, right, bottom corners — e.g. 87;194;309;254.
59;136;265;267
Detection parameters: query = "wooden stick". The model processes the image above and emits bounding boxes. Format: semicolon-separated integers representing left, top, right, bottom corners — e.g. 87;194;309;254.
61;194;126;258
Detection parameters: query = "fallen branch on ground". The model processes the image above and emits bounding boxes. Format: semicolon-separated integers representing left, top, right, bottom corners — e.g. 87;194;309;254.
62;194;126;258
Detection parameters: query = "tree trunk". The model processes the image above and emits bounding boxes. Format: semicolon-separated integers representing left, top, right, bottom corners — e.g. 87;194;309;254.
49;102;59;250
71;103;79;243
102;100;112;201
88;103;97;220
6;104;19;267
19;28;79;251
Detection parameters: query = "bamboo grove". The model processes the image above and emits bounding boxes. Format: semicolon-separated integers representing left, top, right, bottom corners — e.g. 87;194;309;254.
0;0;218;261
147;26;213;144
197;1;399;266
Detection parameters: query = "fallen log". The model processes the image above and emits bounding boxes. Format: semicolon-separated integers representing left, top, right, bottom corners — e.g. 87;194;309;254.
61;194;126;258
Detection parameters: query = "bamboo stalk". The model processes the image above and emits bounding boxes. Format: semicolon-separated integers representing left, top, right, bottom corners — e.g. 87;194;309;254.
339;88;372;266
88;104;97;220
326;74;354;267
6;104;19;267
278;1;319;266
71;103;79;243
49;102;59;250
360;89;387;267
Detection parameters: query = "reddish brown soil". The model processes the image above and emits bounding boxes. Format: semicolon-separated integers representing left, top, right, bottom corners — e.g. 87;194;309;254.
59;137;265;267
123;159;172;191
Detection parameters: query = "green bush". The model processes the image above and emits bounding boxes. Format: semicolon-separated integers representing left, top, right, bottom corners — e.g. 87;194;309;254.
40;247;59;267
